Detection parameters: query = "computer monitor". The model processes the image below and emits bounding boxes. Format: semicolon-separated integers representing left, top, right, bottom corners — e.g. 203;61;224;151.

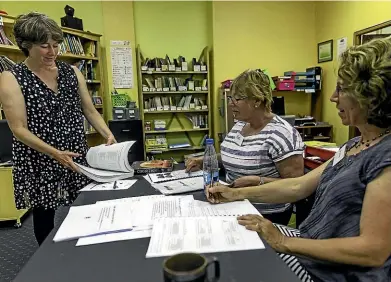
271;96;285;116
0;120;13;162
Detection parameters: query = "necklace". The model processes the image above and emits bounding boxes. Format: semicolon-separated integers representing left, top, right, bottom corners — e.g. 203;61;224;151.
351;128;391;151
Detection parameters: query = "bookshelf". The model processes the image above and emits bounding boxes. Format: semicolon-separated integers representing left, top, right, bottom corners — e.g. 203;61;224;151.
0;14;105;147
136;45;212;161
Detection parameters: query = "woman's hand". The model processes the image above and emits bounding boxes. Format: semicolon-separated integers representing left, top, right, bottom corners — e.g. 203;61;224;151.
206;183;240;203
106;134;117;145
232;175;261;188
52;150;81;173
185;157;203;172
237;214;288;253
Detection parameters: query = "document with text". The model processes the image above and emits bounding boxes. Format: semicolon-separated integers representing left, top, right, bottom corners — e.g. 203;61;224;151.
53;203;133;242
146;216;265;258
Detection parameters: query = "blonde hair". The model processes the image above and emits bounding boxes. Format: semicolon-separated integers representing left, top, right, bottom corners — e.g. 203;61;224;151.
14;12;63;57
230;69;273;112
338;36;391;128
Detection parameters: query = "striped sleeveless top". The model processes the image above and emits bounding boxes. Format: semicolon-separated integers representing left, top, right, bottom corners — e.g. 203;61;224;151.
220;115;304;214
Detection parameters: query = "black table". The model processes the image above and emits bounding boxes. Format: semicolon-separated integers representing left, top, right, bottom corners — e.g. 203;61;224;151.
14;174;301;282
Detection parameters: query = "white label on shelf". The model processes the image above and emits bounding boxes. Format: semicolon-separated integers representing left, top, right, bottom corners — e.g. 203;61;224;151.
141;66;148;71
178;86;187;91
171;106;177;110
305;89;315;93
156;68;161;72
169;65;176;71
195;106;202;110
156;88;162;92
193;126;200;129
163;87;170;92
142;86;149;91
181;62;188;71
201;65;207;71
201;105;208;110
202;86;208;91
194;65;201;72
144;109;149;112
177;107;183;110
161;65;168;71
150;108;156;111
316;75;320;80
115;110;124;113
170;87;177;92
189;103;195;109
183;106;189;110
156;107;163;111
163;106;170;110
150;88;156;92
195;87;202;91
176;67;182;72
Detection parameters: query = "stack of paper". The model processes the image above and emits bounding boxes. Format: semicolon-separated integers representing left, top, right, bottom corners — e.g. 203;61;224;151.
53;202;133;243
146;216;265;258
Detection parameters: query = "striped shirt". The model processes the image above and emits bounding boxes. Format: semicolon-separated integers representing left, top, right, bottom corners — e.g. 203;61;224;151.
220;115;304;214
298;135;391;281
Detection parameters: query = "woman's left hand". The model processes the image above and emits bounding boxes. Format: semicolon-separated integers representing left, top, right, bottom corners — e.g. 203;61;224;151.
237;214;288;253
106;134;117;145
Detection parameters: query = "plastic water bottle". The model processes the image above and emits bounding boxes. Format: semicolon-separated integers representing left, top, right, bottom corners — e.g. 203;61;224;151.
203;138;219;197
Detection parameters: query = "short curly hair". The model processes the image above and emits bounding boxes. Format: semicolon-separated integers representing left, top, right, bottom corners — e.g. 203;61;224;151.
13;12;63;57
338;36;391;128
230;69;273;112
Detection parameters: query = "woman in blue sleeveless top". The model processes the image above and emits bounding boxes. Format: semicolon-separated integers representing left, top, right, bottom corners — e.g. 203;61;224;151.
207;37;391;282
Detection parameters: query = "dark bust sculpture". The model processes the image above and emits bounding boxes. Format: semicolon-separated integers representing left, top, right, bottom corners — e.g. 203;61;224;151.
60;5;83;31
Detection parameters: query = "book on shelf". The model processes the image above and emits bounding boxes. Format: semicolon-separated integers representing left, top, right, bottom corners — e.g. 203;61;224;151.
75;141;136;182
140;54;207;72
0;26;13;46
144;95;207;112
142;77;207;93
0;56;15;73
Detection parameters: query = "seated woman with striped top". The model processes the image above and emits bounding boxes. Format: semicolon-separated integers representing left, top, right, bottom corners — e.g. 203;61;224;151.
206;37;391;282
186;69;304;225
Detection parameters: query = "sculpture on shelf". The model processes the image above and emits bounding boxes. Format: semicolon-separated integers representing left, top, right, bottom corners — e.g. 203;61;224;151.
60;5;83;31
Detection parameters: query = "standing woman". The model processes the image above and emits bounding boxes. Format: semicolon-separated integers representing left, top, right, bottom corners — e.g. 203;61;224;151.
0;12;116;245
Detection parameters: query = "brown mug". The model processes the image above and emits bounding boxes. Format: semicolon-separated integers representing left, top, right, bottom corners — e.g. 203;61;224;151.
163;252;220;282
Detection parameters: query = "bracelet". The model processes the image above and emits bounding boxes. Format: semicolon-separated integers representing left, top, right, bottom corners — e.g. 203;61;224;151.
259;177;265;185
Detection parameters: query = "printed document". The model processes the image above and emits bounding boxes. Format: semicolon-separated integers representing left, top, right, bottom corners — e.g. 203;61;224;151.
53;202;133;242
75;141;136;182
79;179;137;191
152;177;204;195
145;216;265;258
76;229;151;246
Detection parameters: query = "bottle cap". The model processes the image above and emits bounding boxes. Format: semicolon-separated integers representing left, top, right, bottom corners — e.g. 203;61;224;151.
206;138;214;145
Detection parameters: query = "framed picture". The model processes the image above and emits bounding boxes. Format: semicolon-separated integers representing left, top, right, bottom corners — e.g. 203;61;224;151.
318;40;333;63
92;96;103;105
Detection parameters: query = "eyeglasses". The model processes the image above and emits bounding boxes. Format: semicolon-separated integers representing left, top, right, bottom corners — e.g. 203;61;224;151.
227;96;247;104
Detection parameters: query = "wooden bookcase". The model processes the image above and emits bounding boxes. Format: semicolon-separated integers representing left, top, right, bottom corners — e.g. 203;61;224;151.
0;13;106;147
136;45;212;161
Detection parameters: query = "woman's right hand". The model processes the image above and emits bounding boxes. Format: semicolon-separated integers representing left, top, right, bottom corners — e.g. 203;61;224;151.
206;183;240;204
185;157;203;172
51;150;81;173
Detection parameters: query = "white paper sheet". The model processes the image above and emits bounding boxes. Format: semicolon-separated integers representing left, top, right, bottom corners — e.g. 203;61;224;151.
152;177;204;195
131;195;194;229
181;199;262;217
148;169;203;183
53;203;133;242
111;43;133;89
80;180;137;191
146;216;265;258
76;229;151;246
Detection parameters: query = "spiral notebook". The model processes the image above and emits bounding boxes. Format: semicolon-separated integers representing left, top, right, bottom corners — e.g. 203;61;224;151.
148;169;203;183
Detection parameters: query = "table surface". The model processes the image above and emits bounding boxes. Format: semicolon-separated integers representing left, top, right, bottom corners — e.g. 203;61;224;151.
14;173;301;282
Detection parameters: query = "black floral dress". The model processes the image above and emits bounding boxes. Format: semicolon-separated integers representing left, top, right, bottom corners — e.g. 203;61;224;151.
10;60;91;210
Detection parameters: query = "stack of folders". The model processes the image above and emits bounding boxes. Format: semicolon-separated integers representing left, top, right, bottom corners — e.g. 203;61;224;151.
59;194;266;259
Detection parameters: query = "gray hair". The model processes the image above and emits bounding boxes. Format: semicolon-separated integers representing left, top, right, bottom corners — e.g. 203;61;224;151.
13;12;63;56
